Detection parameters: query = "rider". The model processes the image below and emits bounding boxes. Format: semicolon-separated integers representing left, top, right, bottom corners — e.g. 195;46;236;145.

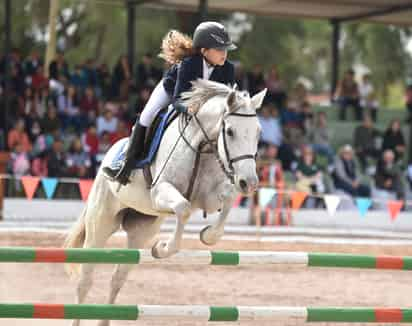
103;21;237;185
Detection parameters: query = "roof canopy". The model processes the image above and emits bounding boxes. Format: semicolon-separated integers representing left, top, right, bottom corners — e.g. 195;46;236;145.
144;0;412;26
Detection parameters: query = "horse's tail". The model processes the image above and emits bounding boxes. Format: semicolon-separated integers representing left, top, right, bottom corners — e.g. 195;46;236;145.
63;205;87;279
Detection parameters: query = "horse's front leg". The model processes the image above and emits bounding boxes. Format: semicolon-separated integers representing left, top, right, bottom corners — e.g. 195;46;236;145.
200;184;237;246
150;181;191;258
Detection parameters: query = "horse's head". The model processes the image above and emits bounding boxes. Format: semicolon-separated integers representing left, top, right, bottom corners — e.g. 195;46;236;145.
182;80;266;196
215;88;266;196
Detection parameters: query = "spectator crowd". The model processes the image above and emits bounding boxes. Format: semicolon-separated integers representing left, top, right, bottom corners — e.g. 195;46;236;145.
1;49;412;209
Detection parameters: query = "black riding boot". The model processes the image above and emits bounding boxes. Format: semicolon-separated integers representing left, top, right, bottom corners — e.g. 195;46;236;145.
102;122;146;185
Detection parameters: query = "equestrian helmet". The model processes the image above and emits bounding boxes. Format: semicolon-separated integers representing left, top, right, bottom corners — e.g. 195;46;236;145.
193;21;237;51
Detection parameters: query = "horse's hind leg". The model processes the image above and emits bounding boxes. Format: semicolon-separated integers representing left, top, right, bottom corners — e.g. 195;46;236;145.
97;210;163;326
71;182;123;326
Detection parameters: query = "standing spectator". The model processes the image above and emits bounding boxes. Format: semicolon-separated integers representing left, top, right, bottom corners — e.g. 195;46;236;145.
70;64;88;95
405;84;412;164
335;69;362;121
375;149;404;200
96;109;118;136
57;85;81;130
112;55;132;101
333;145;371;198
7;119;32;152
265;65;287;109
48;51;70;81
47;138;67;177
353;114;380;172
79;86;99;127
19;87;38;116
289;82;309;111
308;111;334;165
66;138;92;178
96;63;112;100
295;146;325;207
359;74;379;122
83;59;98;90
301;101;314;134
247;64;265;96
24;50;43;77
96;131;112;164
258;104;282;147
382;119;405;163
37;87;54;118
31;65;48;92
135;85;153;116
234;62;248;91
135;53;162;90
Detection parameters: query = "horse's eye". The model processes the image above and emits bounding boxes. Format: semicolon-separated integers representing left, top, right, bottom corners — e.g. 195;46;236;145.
227;128;234;137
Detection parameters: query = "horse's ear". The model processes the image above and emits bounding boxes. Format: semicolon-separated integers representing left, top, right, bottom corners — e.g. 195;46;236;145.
251;88;267;110
227;91;237;111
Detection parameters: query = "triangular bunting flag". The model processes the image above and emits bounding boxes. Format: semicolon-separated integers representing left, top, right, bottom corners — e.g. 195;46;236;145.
79;179;94;201
324;195;341;216
41;178;58;199
356;197;372;217
232;195;243;208
291;191;308;210
258;188;277;207
387;200;403;221
21;176;40;200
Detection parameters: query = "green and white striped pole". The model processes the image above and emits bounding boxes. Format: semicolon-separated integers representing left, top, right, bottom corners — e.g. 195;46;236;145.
1;304;412;322
0;247;412;270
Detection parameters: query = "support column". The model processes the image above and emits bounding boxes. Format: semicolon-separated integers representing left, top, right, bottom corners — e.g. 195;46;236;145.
198;0;208;23
127;0;136;71
330;19;341;99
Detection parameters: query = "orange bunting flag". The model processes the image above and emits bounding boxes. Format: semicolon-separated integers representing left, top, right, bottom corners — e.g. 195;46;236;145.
291;191;308;210
21;176;40;200
79;179;94;201
387;200;403;221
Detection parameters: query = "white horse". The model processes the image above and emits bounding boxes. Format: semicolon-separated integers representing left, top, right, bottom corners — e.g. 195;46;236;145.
64;79;266;326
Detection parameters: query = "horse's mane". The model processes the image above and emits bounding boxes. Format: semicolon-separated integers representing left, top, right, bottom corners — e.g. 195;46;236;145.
180;79;233;114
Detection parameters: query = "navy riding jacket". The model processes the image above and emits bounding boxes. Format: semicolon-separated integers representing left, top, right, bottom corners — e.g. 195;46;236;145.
162;53;235;105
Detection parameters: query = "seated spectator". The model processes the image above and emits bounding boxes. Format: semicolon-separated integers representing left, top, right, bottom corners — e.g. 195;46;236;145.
31;150;48;177
112;55;132;101
10;143;30;177
382;119;405;163
79;86;99;126
295;146;325;207
19;87;38;116
66;138;92;178
37;86;54;118
41;105;61;135
258;104;282;147
82;124;99;156
47;138;67;177
375;149;404;200
289;82;309;111
308;111;334;165
110;120;130;144
24;108;42;144
57;85;81;130
301;101;314;134
282;102;304;152
7;119;32;152
335;69;362;121
48;51;70;81
406;84;412;118
353;114;380;172
258;144;284;189
97;109;118;136
24;50;42;77
359;74;379;122
96;63;112;100
234;62;248;91
96;131;112;164
333;144;371;198
265;65;287;109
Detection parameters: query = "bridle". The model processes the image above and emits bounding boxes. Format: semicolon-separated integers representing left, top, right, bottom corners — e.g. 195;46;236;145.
191;110;257;184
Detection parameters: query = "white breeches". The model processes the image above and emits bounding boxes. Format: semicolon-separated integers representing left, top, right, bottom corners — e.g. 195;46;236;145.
139;80;172;127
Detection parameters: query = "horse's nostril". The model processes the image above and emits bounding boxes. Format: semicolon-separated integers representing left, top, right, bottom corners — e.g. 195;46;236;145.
239;179;248;190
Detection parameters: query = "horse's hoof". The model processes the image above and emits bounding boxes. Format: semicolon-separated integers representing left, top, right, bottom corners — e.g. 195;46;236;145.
152;240;175;259
200;225;223;246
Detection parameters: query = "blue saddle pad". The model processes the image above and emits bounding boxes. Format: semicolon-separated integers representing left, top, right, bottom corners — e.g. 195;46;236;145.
109;109;175;170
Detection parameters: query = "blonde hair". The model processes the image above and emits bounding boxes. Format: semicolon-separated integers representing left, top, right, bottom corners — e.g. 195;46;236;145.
158;30;194;65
